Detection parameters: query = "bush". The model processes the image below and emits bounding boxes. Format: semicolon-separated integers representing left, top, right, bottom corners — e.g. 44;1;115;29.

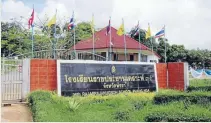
113;110;130;121
187;86;211;92
145;102;211;122
27;90;53;105
154;90;211;104
145;111;211;122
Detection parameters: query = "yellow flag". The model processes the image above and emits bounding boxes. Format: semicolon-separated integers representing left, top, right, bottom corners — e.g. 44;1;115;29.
117;23;124;36
145;25;151;39
90;14;95;34
46;15;56;28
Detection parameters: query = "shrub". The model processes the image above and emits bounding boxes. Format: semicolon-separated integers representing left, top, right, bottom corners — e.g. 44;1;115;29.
154;90;211;104
113;110;130;121
145;112;211;122
67;99;81;111
145;102;211;122
27;90;53;105
187;86;211;92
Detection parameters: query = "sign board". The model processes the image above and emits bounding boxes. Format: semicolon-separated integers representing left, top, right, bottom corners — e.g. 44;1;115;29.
57;60;158;96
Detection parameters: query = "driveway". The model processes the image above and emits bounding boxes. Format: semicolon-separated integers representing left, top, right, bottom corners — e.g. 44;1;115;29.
1;104;33;122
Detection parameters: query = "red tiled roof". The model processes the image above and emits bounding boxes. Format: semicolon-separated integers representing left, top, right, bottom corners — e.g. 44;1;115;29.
72;26;161;58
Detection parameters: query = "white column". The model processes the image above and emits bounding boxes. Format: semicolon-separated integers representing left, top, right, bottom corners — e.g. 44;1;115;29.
106;51;109;61
138;53;141;62
22;59;30;100
184;62;189;91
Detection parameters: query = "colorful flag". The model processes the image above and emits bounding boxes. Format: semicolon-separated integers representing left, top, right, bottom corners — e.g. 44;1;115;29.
28;8;34;29
155;26;165;38
117;22;125;36
145;24;151;39
90;14;95;34
68;12;75;30
46;14;56;28
106;19;111;35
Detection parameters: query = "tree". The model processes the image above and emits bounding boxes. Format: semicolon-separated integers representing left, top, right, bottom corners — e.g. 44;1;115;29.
168;44;188;62
156;38;171;62
1;22;31;56
62;22;92;49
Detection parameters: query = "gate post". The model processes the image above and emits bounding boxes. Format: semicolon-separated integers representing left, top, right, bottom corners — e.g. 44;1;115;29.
22;59;31;100
2;54;5;74
184;62;189;91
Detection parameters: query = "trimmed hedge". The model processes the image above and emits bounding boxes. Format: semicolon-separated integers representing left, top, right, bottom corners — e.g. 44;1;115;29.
187;86;211;92
145;112;211;122
154;90;211;104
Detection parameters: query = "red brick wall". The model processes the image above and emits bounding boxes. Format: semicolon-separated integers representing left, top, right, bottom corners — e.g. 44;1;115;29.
168;62;184;91
30;59;57;91
156;63;167;89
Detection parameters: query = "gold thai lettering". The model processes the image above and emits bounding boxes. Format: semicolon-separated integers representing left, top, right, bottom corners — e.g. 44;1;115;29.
88;77;93;82
79;75;84;82
139;75;144;81
93;77;97;82
84;76;88;82
64;75;68;83
72;77;77;82
100;77;105;82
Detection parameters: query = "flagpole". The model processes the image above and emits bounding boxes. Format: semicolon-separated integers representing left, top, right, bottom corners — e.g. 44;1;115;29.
109;16;112;61
31;5;34;58
53;9;57;59
123;18;127;61
73;11;77;59
164;25;166;63
148;23;154;62
92;14;95;60
138;21;141;62
31;24;34;58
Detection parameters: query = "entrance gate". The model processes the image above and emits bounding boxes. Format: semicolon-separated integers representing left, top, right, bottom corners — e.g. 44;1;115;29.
1;58;23;103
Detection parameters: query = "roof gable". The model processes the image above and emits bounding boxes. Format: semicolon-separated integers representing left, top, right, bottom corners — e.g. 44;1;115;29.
74;26;150;50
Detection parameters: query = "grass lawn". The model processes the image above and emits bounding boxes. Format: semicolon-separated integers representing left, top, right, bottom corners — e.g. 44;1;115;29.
28;79;211;122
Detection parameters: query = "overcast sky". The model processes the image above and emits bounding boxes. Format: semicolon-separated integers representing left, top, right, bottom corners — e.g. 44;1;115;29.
2;0;211;49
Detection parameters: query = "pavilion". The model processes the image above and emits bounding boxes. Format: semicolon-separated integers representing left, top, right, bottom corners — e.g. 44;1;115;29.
72;26;160;62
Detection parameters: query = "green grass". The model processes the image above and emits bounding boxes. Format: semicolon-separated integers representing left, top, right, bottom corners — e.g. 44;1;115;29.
27;90;211;122
190;79;211;87
188;79;211;92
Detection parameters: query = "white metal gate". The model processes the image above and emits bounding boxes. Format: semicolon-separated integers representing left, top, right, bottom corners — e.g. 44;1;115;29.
1;58;23;103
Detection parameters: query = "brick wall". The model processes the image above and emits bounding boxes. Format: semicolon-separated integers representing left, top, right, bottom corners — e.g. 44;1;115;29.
30;59;57;91
156;62;185;91
156;63;167;89
168;62;185;91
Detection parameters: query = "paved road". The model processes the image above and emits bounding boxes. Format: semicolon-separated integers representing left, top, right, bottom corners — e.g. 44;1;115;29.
1;104;33;122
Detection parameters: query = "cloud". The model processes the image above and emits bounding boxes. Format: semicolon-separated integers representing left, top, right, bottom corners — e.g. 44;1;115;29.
2;0;211;49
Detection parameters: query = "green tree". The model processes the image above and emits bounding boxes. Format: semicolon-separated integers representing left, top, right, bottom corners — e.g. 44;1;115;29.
168;44;188;62
157;38;170;62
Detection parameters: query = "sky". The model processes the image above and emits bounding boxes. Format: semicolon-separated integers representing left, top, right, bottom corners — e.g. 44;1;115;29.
1;0;211;50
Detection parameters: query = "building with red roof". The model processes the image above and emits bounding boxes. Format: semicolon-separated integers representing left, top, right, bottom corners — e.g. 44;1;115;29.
72;26;160;62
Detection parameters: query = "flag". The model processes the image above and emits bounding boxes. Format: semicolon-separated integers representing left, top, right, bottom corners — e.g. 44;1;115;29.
117;22;124;36
90;14;95;34
145;24;151;39
106;19;111;35
155;26;165;38
46;14;56;28
132;21;139;36
68;12;75;30
28;8;34;29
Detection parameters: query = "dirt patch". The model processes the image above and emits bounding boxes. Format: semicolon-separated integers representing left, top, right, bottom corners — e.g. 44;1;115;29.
1;104;33;122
